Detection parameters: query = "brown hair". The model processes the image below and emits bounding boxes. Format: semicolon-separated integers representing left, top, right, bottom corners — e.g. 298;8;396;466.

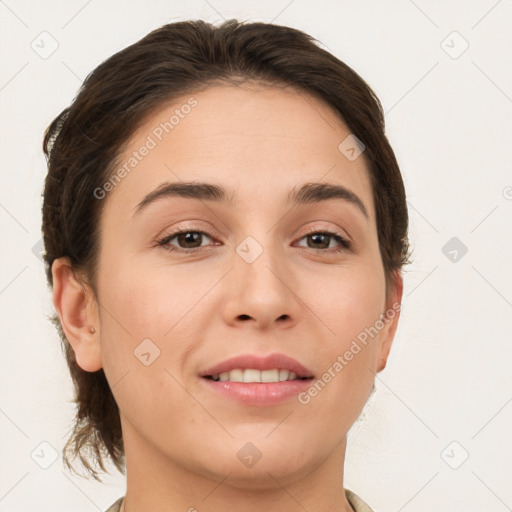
41;18;411;481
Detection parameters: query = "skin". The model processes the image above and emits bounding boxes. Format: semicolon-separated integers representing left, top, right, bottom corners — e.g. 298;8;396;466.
52;82;403;512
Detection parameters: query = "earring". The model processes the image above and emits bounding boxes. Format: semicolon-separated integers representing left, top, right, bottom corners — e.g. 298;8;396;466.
89;326;96;334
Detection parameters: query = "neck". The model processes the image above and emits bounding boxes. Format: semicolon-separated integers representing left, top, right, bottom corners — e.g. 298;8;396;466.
119;420;355;512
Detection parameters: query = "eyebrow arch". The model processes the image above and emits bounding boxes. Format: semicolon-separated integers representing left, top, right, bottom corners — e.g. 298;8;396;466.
288;182;369;219
132;181;369;220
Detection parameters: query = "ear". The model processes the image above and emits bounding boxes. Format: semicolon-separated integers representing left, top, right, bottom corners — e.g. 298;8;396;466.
51;256;103;372
376;270;403;373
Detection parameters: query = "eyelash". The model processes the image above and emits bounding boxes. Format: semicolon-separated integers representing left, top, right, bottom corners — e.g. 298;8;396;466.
156;226;351;254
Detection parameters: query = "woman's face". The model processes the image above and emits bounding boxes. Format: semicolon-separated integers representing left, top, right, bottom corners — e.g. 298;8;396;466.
79;83;401;486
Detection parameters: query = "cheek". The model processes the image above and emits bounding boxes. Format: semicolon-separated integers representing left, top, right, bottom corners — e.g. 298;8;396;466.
297;271;383;430
98;248;199;335
300;260;385;411
97;254;218;381
307;262;386;346
97;266;202;425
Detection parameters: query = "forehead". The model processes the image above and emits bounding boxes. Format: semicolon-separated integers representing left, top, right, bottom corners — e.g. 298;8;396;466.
102;83;375;222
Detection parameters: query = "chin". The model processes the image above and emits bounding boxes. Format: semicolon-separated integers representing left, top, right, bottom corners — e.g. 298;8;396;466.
220;461;311;492
199;443;315;490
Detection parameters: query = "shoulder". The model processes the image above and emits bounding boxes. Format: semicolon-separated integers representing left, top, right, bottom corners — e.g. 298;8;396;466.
104;496;124;512
105;492;372;512
345;488;376;512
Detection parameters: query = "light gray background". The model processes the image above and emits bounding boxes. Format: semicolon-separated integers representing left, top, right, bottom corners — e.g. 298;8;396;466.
1;1;511;511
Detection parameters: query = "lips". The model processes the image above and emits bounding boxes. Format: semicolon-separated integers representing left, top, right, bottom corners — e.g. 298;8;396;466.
199;352;315;380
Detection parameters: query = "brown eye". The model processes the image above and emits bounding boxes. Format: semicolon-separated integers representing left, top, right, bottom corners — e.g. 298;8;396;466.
174;232;204;249
157;230;215;252
306;233;331;249
295;231;351;252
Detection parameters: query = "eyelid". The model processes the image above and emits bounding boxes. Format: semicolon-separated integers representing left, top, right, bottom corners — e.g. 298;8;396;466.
300;223;349;239
298;223;352;245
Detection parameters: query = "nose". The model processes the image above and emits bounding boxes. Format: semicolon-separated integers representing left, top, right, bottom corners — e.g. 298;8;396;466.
220;237;301;330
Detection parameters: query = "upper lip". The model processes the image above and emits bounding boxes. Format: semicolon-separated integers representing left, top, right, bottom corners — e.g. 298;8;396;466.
200;353;314;378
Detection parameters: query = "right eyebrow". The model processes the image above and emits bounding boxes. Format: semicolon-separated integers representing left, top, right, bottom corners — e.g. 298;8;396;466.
132;181;236;220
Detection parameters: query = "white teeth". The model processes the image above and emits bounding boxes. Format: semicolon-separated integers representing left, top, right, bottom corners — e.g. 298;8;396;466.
228;369;243;381
210;368;304;383
242;369;260;383
261;369;279;383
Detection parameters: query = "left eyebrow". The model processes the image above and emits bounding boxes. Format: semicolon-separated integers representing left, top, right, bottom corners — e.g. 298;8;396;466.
288;182;369;220
131;180;369;220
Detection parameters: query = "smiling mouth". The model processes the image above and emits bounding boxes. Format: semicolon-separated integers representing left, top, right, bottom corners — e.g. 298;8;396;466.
203;368;313;383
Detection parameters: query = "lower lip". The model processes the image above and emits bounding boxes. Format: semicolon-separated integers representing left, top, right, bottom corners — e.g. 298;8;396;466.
200;377;314;405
